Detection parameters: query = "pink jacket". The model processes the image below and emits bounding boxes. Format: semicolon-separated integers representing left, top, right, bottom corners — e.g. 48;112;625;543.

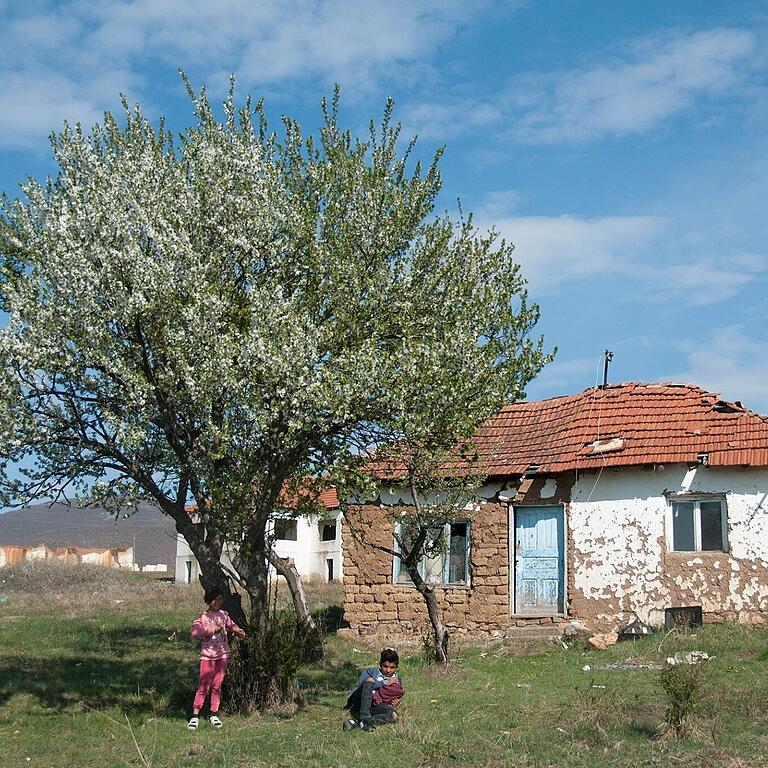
190;609;241;660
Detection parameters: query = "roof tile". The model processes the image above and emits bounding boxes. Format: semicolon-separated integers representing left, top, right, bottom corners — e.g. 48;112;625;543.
472;382;768;475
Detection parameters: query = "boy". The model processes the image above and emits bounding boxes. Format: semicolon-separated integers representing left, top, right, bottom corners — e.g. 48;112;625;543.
343;647;404;732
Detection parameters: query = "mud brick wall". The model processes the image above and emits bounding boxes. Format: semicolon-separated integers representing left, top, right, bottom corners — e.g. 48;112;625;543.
342;501;512;636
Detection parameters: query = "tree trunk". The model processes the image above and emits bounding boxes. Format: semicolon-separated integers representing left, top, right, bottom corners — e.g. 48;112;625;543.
245;556;270;634
164;502;246;626
408;565;449;664
266;548;324;661
194;543;245;626
232;519;271;635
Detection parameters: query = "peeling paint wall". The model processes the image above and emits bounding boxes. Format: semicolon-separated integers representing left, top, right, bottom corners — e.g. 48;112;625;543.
341;465;768;637
569;464;768;628
0;544;134;569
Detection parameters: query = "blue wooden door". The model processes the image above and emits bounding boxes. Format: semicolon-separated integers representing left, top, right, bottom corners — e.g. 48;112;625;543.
514;505;564;614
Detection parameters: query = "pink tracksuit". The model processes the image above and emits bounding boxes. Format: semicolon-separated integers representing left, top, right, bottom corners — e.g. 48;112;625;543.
190;609;242;713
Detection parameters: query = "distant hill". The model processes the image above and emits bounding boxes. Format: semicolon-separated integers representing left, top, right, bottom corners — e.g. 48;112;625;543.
0;502;178;568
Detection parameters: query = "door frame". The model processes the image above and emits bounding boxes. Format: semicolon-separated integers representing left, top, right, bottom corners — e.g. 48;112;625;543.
508;503;568;617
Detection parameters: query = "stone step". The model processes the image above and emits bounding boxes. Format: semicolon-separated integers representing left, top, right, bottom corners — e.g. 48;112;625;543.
506;624;564;635
503;626;564;642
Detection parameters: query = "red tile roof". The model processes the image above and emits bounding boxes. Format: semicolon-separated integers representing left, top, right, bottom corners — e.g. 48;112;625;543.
475;382;768;475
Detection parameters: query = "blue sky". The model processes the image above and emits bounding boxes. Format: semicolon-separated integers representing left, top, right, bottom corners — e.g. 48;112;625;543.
2;1;768;410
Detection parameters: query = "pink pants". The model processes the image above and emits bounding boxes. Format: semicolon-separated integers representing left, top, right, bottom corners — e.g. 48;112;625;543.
193;657;228;713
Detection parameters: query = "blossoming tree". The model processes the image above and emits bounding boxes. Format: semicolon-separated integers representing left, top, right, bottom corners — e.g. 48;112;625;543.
0;83;550;636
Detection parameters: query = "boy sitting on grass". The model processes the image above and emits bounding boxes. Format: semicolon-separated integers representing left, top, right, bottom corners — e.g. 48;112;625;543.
343;647;404;732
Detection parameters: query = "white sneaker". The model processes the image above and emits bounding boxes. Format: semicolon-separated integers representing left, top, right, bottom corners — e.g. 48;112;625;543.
210;714;223;728
186;717;199;730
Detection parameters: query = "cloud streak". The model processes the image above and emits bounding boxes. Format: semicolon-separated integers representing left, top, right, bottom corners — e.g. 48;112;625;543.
475;210;664;293
513;27;756;143
667;326;768;412
0;0;482;150
406;27;758;146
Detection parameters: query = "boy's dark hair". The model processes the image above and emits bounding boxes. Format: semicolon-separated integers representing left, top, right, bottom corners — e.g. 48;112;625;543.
204;587;222;605
380;647;399;666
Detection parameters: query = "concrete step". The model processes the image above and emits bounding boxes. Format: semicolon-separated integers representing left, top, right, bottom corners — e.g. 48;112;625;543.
506;624;563;635
504;625;564;642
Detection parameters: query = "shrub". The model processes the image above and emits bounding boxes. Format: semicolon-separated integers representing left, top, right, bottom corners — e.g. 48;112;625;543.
658;662;707;738
222;610;311;714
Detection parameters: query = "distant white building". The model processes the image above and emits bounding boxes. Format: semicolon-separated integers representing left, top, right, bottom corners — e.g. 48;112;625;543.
175;488;343;585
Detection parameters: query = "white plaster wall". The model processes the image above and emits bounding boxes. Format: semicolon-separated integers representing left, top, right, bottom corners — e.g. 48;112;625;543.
570;464;768;626
27;546;48;560
272;511;343;581
174;511;344;584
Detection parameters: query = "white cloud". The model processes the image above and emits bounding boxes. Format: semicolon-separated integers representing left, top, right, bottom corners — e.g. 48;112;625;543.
475;212;664;293
407;27;758;145
667;326;768;413
474;191;767;306
0;0;482;150
513;28;755;143
401;99;503;140
638;260;764;306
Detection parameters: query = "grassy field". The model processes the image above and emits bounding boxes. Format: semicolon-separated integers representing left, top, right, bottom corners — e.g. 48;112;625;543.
1;563;767;767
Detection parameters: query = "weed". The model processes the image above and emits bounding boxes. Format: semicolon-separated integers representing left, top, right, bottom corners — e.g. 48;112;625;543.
223;610;311;714
658;661;708;739
561;680;629;746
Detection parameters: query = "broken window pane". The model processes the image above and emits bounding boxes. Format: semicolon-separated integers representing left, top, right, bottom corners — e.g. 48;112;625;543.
423;527;446;583
448;522;468;583
395;526;418;584
394;520;471;586
672;501;695;551
700;501;723;551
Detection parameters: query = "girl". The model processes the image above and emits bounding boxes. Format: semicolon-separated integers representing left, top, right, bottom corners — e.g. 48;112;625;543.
187;587;246;730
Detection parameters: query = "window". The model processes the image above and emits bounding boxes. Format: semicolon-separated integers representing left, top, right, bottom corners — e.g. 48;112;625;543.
321;522;337;542
274;519;298;541
669;498;727;552
393;521;471;586
326;558;334;581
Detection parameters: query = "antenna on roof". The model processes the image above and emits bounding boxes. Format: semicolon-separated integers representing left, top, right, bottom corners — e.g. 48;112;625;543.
600;349;614;389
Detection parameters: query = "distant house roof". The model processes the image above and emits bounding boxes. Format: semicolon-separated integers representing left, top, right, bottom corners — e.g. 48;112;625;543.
277;483;340;512
475;382;768;475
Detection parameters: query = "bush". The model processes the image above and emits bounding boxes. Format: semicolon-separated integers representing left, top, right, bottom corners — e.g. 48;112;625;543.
658;662;707;738
222;610;311;714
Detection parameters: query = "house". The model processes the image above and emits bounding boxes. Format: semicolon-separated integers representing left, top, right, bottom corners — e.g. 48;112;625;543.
175;487;343;585
341;383;768;637
0;543;134;569
0;501;177;572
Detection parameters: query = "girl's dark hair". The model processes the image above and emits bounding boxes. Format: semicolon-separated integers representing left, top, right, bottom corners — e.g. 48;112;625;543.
380;647;399;666
204;587;223;605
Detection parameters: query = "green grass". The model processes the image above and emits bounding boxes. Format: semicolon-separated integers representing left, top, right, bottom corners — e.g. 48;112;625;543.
1;570;767;767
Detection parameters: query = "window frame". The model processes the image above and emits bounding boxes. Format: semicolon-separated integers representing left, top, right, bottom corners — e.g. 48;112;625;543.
320;521;337;542
392;520;471;587
273;518;298;541
666;496;728;553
